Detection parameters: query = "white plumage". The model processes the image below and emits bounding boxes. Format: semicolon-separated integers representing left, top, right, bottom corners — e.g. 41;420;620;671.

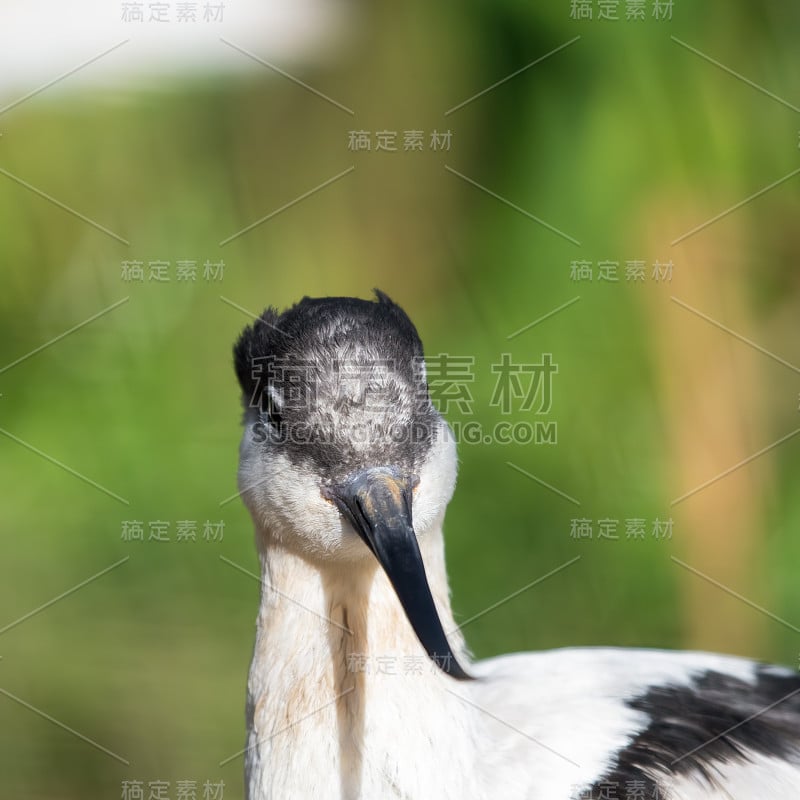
233;292;800;800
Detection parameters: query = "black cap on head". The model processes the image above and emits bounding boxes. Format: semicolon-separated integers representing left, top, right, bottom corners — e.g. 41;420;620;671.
233;290;438;479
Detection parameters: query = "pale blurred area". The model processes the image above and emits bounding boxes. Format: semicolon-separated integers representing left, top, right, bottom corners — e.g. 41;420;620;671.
0;0;352;95
1;1;799;798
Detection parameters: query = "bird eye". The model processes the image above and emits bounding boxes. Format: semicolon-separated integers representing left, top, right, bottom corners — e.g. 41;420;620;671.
263;387;283;429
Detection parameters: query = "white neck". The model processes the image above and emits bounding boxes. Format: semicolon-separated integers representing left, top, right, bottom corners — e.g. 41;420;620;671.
244;520;481;800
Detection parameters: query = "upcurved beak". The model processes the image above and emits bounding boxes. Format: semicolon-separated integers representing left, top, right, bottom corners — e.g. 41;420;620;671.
327;468;471;681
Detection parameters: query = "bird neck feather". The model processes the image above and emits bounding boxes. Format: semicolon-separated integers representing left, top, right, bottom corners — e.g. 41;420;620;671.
245;523;480;800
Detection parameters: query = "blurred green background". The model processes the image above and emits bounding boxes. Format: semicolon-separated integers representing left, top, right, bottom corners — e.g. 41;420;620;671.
1;1;799;797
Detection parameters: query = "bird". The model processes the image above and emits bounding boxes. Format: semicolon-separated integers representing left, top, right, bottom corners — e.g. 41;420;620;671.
232;290;800;800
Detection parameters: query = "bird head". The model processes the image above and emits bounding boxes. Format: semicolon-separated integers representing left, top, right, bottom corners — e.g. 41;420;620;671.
233;290;470;679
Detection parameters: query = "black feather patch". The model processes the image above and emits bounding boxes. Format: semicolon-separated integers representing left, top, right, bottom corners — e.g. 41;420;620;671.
579;666;800;798
233;306;281;402
231;291;439;479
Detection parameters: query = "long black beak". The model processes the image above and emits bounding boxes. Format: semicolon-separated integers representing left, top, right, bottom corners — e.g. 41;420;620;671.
326;468;471;681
